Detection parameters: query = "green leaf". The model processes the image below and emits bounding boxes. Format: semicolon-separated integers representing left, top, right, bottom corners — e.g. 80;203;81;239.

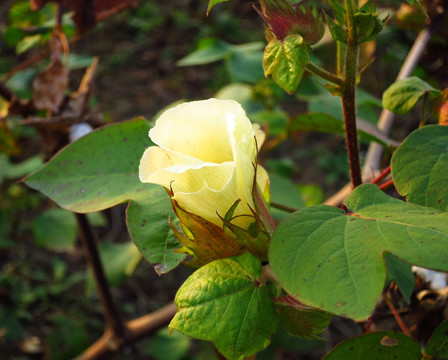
426;320;448;359
384;253;415;304
177;39;231;66
45;314;90;360
264;35;310;94
326;14;347;43
127;187;185;274
145;328;191;360
323;331;421;360
250;110;289;136
24;119;152;212
269;173;305;219
270;184;448;320
207;0;229;14
170;253;278;360
406;0;429;20
32;208;77;251
86;241;142;293
382;77;439;115
215;83;264;115
289;112;399;148
274;296;332;339
392;125;448;212
227;49;264;84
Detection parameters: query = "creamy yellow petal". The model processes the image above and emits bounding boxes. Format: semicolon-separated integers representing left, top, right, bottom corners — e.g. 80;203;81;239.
149;99;248;163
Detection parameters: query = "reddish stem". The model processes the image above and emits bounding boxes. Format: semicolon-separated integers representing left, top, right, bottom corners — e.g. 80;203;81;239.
383;292;411;337
372;165;391;184
379;179;394;191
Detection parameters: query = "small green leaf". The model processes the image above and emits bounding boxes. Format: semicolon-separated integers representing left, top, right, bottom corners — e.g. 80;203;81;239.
177;39;231;66
170;253;278;360
382;77;439;115
274;295;332;339
264;34;310;94
392;125;448;212
270;184;448;320
323;331;421;360
289;112;399;148
127;187;185;274
326;14;347;43
207;0;229;14
328;0;346;25
426;320;448;359
385;253;415;304
24;119;152;213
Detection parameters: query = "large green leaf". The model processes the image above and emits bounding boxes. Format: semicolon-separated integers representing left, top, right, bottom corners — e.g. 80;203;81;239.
127;187;185;274
323;331;421;360
382;77;439;115
290;112;399;147
270;184;448;320
24;119;152;212
392;125;448;212
264;35;310;94
170;253;278;360
426;320;448;359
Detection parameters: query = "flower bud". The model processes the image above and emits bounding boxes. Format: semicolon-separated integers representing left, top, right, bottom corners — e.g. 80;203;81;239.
256;0;324;44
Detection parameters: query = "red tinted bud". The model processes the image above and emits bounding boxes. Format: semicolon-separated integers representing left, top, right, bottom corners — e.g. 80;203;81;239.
256;0;324;44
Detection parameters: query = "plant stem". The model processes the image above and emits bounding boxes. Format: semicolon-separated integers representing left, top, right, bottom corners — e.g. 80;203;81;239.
76;213;126;339
342;0;362;188
371;165;391;185
305;62;343;87
270;201;297;213
383;291;411;337
419;92;429;128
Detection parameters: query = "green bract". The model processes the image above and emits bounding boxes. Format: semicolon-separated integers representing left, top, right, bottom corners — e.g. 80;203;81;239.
170;253;278;360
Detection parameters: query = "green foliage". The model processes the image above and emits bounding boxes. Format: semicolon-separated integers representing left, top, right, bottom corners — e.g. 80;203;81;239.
127;191;186;274
145;328;192;360
425;320;448;359
289;112;398;147
323;331;421;360
263;35;310;94
384;253;415;304
270;184;448;320
170;253;278;360
392;125;448;212
178;39;264;84
382;77;440;115
24;119;153;212
45;315;89;360
86;241;142;293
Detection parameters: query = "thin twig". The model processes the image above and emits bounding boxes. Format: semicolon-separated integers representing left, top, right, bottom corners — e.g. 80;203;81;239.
372;165;391;185
270;201;298;213
379;179;394;191
362;27;433;179
76;213;126;339
75;302;177;360
383;292;411;337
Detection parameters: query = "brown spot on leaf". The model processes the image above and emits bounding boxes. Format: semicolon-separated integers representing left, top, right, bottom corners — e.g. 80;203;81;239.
380;335;398;346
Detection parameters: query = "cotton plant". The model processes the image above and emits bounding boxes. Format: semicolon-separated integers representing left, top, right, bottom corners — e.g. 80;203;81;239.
24;0;448;359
